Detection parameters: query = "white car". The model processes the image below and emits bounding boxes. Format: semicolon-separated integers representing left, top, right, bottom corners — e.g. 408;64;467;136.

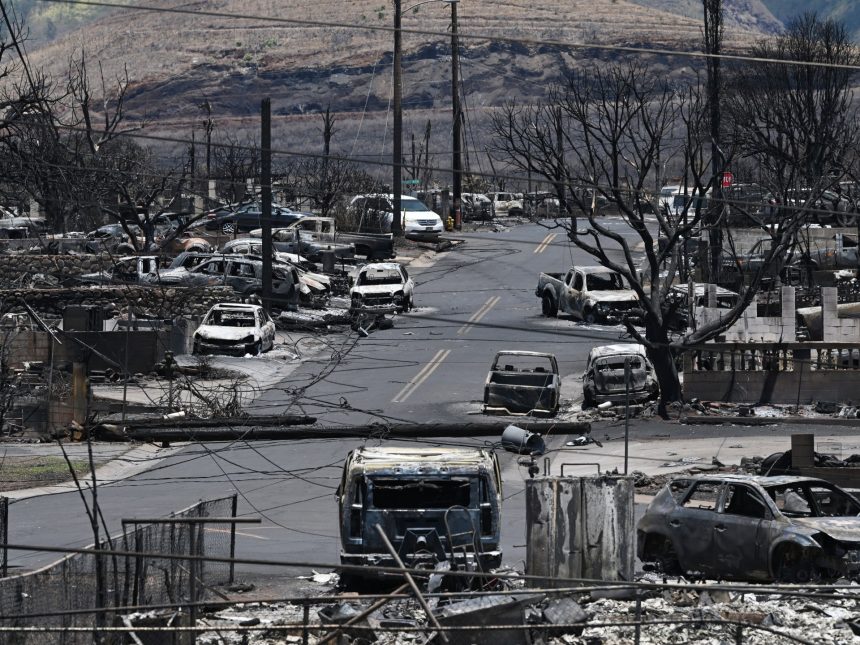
349;262;414;313
488;192;524;216
193;303;276;356
349;194;443;241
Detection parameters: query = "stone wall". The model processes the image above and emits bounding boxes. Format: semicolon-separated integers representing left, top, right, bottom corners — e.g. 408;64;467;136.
0;254;117;288
0;285;237;318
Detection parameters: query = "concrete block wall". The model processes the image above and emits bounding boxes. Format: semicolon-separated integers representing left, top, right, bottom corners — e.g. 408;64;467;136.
821;286;860;341
697;287;795;342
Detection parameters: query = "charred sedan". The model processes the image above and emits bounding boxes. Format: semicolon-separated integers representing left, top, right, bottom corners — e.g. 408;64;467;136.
638;474;860;583
483;351;560;417
582;344;658;409
192;303;276;356
349;262;414;313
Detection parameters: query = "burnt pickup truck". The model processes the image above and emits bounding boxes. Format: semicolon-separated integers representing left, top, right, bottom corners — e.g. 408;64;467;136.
337;446;503;581
252;216;394;262
536;265;641;323
483;351;560;417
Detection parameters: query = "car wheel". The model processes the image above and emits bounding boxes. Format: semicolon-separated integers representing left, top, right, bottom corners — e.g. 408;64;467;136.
192;340;201;355
115;243;135;254
405;296;413;312
252;341;262;356
583;307;597;324
582;389;596;410
222;221;235;235
835;211;857;227
775;545;816;583
645;535;682;576
541;294;557;317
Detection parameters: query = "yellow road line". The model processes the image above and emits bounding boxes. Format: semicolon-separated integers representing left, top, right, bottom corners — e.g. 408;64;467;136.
457;295;501;336
533;232;557;254
392;349;451;403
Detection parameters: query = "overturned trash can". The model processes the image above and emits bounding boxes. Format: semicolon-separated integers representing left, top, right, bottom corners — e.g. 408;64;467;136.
525;475;634;585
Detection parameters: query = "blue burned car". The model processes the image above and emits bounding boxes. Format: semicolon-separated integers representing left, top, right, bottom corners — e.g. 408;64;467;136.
337;446;503;581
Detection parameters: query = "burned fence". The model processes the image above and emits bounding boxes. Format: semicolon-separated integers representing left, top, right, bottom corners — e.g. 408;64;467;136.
0;494;238;644
683;342;860;404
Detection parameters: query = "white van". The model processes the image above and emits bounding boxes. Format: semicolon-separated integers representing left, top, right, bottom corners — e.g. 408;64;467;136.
349;194;444;241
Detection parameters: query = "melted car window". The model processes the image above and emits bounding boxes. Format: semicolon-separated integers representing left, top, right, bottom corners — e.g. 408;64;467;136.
681;482;720;510
668;479;692;501
723;485;768;519
586;273;625;291
809;485;860;517
370;478;471;509
768;485;813;517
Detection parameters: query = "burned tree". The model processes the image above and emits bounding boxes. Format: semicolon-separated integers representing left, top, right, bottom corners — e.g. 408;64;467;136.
725;13;860;223
491;61;809;415
212;132;259;203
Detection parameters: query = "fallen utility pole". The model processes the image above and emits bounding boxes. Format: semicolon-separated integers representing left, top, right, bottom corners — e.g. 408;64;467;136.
121;421;591;443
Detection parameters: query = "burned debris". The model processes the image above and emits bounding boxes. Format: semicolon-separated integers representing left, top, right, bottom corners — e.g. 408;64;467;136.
483;351;561;417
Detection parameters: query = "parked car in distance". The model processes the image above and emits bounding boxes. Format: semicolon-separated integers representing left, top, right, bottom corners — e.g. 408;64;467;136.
160;230;212;254
638;474;860;583
487;191;524;216
160;255;299;304
483;351;560;417
337;446;503;580
461;193;494;221
665;283;740;331
84;224;144;253
348;194;444;241
536;265;641;324
193;303;276;356
581;344;658;408
349;262;414;313
220;238;311;268
77;256;162;285
204;202;306;234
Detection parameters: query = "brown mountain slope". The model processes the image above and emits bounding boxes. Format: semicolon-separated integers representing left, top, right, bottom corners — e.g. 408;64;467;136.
22;0;773;165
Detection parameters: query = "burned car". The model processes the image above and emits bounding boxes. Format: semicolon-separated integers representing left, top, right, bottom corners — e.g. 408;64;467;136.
482;351;560;417
349;262;414;313
638;474;860;583
582;344;658;409
337;446;502;579
192;303;276;356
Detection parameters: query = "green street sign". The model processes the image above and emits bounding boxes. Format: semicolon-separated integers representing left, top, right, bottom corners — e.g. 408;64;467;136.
402;179;420;185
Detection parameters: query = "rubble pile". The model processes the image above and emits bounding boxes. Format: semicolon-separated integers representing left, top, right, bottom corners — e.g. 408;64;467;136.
184;580;859;645
0;285;236;317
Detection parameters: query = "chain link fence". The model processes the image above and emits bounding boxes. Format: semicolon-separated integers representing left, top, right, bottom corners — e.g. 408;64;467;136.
0;494;237;645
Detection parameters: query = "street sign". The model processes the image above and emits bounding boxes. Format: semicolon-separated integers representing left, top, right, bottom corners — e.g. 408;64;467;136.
402;178;420;185
721;171;734;188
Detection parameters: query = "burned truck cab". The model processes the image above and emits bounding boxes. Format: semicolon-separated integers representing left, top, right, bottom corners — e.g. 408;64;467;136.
338;447;503;576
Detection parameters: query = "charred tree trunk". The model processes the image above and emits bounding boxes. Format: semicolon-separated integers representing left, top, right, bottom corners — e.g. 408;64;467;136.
647;342;682;418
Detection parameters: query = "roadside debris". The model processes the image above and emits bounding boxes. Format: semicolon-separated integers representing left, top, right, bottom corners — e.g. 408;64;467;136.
483;351;560;417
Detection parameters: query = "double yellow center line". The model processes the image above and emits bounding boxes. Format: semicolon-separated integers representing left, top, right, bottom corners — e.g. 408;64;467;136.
457;296;500;336
392;349;451;403
533;232;557;254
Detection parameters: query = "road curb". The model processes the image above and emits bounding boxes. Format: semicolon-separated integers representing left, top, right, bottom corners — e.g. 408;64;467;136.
680;415;860;427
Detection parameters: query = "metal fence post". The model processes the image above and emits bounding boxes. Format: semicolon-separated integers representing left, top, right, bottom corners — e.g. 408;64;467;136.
189;523;199;645
229;493;238;583
302;602;310;645
735;624;743;644
634;588;642;645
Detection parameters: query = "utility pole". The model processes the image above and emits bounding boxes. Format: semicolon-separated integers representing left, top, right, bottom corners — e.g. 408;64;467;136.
261;98;273;314
200;99;214;182
451;0;462;230
392;0;404;237
704;0;723;284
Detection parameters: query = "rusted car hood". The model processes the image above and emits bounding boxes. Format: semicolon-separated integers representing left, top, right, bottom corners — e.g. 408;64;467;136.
588;290;639;302
793;517;860;543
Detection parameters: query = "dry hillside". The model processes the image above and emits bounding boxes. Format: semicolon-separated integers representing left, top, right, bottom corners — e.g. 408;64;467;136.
21;0;776;174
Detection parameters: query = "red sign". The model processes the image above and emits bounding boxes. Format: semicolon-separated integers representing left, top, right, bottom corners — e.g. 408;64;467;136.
721;171;734;188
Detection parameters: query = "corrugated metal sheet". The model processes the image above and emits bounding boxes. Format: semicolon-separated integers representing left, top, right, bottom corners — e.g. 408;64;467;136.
525;476;634;585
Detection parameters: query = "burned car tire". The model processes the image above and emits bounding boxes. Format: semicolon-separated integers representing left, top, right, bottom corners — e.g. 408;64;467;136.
115;243;135;254
643;535;682;575
583;307;597;324
541;294;557;317
775;545;816;583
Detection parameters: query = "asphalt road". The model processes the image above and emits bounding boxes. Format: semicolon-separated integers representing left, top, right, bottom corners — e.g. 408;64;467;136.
11;218;858;585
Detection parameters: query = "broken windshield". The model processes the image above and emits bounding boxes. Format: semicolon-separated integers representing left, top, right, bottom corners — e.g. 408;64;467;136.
586;272;625;290
205;311;256;327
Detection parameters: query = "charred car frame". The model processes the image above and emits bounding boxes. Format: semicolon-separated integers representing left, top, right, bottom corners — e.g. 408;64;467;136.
638;474;860;583
337;447;503;579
